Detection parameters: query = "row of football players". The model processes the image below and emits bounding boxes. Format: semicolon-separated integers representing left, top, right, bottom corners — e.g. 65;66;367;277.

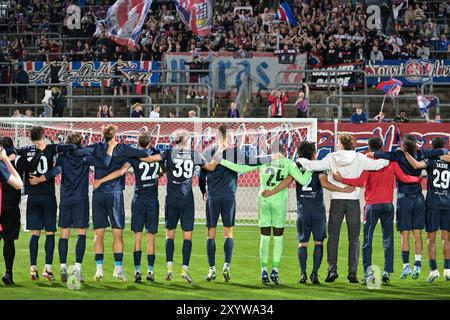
1;125;449;286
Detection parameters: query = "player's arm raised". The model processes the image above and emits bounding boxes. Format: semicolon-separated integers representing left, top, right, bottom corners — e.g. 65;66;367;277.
319;173;355;193
0;148;23;190
93;162;131;190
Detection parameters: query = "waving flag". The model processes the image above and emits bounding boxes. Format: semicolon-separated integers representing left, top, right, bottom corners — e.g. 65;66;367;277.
105;0;152;48
175;0;215;37
417;95;439;114
376;79;403;97
276;2;298;27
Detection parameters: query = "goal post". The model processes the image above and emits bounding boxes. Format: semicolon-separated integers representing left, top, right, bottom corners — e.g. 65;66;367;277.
0;117;317;226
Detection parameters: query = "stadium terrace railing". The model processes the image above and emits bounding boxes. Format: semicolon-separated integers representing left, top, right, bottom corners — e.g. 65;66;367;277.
141;103;201;118
267;103;341;120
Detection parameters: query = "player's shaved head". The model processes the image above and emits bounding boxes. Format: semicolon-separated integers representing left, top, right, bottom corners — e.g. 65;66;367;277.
431;137;445;149
66;132;83;146
138;132;151;148
297;141;316;160
368;137;383;152
173;130;190;147
1;137;13;149
30;126;45;142
102;124;117;142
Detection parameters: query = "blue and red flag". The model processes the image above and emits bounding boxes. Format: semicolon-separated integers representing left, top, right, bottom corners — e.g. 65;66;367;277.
376;79;403;97
105;0;153;48
276;2;298;27
175;0;215;37
417;95;439;113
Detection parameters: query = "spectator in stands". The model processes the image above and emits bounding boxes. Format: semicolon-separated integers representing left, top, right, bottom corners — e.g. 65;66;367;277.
51;87;65;117
295;86;310;118
370;46;384;62
25;110;33;118
394;110;409;123
351;106;368;124
112;59;127;96
188;110;197;118
186;55;202;99
435;114;442;124
14;65;29;104
227;102;240;118
131;103;145;118
49;62;61;85
268;90;287;118
416;41;430;60
11;110;22;117
150;104;160;118
374;112;386;123
169;110;177;118
97;105;113;118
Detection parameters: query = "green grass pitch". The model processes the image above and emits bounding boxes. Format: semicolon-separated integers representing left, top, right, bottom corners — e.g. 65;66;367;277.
0;223;449;300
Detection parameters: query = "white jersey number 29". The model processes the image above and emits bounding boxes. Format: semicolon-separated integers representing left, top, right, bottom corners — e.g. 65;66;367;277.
433;169;450;190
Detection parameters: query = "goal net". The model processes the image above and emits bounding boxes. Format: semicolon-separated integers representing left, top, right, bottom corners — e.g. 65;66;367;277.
0;118;317;226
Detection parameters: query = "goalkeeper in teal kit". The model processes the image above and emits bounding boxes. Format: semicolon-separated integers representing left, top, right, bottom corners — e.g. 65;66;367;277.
220;143;312;285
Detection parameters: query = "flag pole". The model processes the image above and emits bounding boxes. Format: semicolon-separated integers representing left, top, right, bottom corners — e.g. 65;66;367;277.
380;93;387;114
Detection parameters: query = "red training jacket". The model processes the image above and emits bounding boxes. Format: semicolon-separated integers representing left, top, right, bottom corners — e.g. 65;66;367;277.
341;161;420;206
268;94;288;117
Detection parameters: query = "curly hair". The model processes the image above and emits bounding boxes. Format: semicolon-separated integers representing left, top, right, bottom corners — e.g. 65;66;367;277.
338;134;356;151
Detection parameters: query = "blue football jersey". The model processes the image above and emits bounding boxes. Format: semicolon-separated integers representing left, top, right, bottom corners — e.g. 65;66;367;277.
16;144;75;195
127;147;161;194
295;166;325;212
424;158;450;209
93;142;149;193
0;162;11;184
375;148;447;194
162;147;205;199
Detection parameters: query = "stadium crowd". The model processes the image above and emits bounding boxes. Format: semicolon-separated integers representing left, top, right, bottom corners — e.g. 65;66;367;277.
0;0;449;64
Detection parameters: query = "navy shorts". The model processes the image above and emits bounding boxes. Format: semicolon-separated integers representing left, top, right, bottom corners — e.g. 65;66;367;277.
297;203;327;243
426;207;450;233
0;204;21;240
206;195;236;228
396;192;426;232
131;193;159;234
59;199;89;229
165;196;194;232
26;194;57;232
92;191;125;230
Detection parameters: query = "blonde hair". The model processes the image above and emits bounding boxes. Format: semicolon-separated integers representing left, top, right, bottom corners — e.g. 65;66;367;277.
102;124;117;141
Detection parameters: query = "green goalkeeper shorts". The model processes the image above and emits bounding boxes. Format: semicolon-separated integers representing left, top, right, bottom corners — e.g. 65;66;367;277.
257;194;288;228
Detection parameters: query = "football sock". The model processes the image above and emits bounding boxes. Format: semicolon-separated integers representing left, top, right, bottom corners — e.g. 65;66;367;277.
75;263;82;271
414;255;422;267
313;244;323;274
445;259;450;269
182;239;192;267
45;234;55;266
206;238;216;267
429;259;437;271
75;235;86;264
133;250;142;273
224;237;234;264
260;235;270;269
223;262;230;270
3;240;15;272
95;253;104;271
401;251;409;265
114;252;123;272
298;246;307;274
58;238;68;266
29;235;39;267
147;254;155;273
272;235;284;271
182;264;189;271
166;238;174;262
